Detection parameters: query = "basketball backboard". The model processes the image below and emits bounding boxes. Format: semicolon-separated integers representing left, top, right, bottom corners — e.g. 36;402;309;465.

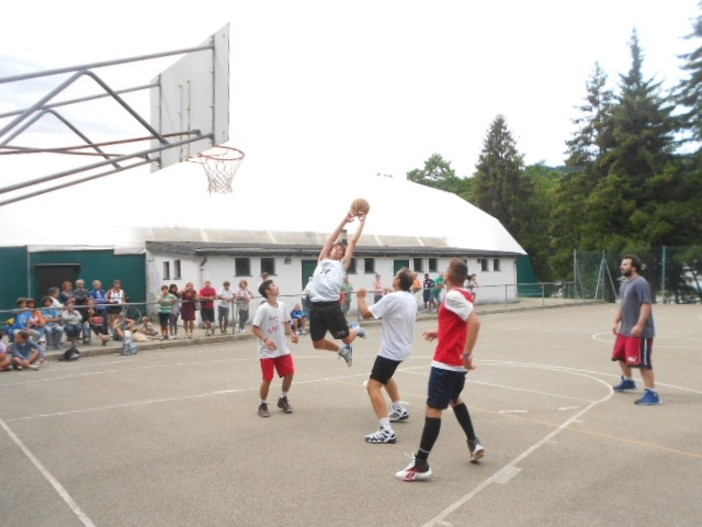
150;24;230;171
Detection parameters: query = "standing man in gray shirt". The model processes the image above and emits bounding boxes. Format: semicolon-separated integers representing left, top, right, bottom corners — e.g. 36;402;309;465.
611;254;661;405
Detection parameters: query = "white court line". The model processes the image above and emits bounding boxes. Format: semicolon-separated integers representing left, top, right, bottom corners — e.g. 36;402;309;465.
420;366;614;527
0;417;97;527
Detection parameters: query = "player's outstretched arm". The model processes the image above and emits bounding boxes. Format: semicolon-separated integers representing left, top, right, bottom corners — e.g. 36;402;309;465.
343;212;366;268
319;211;355;261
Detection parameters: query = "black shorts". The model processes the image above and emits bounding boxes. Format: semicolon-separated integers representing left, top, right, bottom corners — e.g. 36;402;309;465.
426;366;466;410
369;356;402;385
200;307;215;323
158;313;170;327
309;301;349;342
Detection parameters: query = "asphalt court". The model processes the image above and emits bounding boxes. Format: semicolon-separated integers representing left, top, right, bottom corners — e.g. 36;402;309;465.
1;303;701;526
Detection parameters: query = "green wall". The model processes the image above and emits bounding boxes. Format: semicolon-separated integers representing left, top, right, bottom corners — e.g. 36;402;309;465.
0;247;145;317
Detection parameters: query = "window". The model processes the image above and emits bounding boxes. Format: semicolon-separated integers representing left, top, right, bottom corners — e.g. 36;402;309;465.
479;258;489;272
364;258;375;274
428;258;437;273
173;259;182;279
413;258;423;272
261;257;276;276
163;261;170;280
235;258;251;276
493;259;501;272
347;257;357;274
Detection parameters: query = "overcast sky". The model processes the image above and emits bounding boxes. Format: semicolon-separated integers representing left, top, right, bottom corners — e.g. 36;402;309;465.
1;0;700;208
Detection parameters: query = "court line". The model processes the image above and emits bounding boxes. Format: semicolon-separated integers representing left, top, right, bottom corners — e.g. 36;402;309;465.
0;416;97;527
420;367;614;527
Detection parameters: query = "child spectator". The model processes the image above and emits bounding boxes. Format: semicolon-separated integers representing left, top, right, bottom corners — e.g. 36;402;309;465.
41;296;64;349
61;299;83;347
168;284;181;339
9;330;43;370
157;285;178;340
251;279;299;417
289;303;308;335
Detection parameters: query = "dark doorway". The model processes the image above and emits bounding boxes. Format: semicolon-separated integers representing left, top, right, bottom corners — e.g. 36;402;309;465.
35;264;80;299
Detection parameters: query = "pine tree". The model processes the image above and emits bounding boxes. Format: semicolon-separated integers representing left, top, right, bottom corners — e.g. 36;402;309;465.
677;2;702;144
473;115;527;240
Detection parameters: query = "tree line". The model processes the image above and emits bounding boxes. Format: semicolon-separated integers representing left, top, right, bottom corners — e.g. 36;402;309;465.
406;9;702;292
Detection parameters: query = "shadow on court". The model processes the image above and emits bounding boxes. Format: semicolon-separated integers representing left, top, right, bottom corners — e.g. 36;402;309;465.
1;303;701;526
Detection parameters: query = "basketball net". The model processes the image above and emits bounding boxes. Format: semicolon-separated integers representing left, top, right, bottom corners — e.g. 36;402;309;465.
188;146;245;194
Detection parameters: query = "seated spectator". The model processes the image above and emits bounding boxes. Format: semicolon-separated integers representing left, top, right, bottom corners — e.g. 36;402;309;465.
26;298;47;344
60;299;83;347
137;316;159;338
10;298;41;342
89;280;109;314
40;296;65;349
111;310;140;342
290;303;308;335
47;286;63;308
9;330;43;370
0;331;12;371
86;300;110;345
59;280;74;305
73;278;90;323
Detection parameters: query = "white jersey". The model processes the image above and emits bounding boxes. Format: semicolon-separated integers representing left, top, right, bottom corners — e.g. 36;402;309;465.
252;300;292;359
368;290;417;361
309;258;344;302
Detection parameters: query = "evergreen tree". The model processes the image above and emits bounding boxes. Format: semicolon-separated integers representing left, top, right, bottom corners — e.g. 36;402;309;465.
473;115;527;240
587;30;677;249
676;2;702;144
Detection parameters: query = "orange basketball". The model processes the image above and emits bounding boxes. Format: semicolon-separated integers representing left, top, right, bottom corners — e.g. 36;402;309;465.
350;197;370;215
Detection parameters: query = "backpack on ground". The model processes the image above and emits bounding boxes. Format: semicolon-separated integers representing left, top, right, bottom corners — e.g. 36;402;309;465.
59;346;80;361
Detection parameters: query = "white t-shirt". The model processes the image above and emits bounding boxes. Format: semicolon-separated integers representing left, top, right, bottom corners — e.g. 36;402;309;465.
252;300;292;359
309;258;344;302
218;289;234;308
368;290;417;361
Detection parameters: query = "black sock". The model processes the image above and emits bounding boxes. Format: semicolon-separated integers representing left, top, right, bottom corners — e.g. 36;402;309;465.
416;417;441;461
453;402;476;441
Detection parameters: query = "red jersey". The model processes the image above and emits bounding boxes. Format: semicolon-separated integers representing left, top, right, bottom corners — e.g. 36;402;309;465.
433;288;474;368
199;286;217;309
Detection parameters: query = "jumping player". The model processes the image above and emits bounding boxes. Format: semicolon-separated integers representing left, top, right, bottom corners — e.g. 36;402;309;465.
307;210;368;367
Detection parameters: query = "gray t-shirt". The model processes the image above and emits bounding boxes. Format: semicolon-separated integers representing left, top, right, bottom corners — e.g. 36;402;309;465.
619;276;655;338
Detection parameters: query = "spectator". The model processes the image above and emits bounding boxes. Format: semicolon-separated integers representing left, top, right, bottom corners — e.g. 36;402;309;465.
422;273;435;313
466;273;479;302
89;279;109;315
59;280;74;304
40;296;64;349
47;286;63;308
234;280;254;334
199;278;218;337
431;272;445;308
106;279;127;319
412;272;423;306
137;316;159;339
341;274;353;314
0;331;12;371
157;285;178;340
168;284;181;339
60;299;83;347
9;330;43;371
26;298;47;345
373;273;384;304
179;282;198;339
73;279;90;323
290;303;308;335
10;298;41;342
217;281;235;335
86;299;110;345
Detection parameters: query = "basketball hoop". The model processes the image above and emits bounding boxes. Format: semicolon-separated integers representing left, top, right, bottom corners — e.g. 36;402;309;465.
188;146;245;194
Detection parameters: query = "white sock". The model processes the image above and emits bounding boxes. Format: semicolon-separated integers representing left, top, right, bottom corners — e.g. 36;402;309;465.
393;402;404;411
280;392;288;398
380;417;391;430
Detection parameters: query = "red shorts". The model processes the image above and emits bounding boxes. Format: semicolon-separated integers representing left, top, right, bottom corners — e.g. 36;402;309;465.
260;354;295;382
612;334;653;369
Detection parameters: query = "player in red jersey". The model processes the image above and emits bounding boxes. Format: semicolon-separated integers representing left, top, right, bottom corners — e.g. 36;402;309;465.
396;258;484;482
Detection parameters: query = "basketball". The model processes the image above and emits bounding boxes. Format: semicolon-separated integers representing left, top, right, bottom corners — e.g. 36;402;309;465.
350;198;371;215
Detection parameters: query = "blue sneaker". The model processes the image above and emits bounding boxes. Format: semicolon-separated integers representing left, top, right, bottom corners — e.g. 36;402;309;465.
635;389;662;405
351;322;366;338
613;376;636;391
338;344;353;367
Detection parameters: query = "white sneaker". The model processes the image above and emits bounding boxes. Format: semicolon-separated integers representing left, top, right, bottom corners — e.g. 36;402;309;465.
395;455;432;482
351;322;366;338
338;344;353;367
468;438;485;463
365;428;397;444
388;407;410;423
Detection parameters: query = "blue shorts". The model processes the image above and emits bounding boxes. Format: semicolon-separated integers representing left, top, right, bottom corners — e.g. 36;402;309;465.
426;366;466;410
